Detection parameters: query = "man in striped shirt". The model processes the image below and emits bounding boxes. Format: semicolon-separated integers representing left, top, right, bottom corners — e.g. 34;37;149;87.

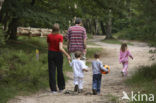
66;18;87;60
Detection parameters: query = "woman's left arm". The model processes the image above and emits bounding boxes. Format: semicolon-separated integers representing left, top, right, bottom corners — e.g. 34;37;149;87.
59;42;71;60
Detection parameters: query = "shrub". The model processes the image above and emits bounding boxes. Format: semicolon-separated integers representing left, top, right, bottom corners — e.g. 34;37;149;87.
125;64;156;101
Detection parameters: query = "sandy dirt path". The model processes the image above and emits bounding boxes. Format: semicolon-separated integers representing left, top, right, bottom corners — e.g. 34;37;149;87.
8;36;156;103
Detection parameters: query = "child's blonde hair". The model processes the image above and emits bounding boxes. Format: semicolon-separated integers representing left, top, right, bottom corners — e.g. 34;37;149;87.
75;51;82;58
94;52;101;59
121;43;127;52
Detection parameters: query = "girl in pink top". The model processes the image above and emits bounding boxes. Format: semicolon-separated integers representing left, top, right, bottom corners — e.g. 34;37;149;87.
119;43;133;76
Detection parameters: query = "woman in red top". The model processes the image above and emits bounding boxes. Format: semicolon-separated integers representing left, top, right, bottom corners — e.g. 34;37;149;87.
47;23;70;93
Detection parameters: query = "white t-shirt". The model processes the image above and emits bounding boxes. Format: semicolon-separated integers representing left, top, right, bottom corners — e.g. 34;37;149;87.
70;59;88;78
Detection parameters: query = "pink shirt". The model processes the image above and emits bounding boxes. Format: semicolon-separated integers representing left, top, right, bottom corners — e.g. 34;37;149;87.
66;25;87;53
119;50;133;63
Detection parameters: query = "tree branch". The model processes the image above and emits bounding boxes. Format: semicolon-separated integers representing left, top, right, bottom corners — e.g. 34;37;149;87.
31;0;36;6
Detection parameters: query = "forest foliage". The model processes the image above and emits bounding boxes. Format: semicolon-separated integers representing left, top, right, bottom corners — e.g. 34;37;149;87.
0;0;155;41
0;0;155;102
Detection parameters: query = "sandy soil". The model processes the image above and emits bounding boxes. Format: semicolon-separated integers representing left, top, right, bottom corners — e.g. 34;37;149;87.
8;36;156;103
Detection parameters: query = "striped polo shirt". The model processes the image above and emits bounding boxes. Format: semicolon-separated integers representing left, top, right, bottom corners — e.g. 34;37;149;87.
67;25;87;53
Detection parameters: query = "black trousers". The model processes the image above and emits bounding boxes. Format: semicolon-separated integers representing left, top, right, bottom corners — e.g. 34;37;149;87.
48;51;65;91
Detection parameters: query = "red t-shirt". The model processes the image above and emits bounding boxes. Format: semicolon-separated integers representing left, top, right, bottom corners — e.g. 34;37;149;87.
47;33;63;52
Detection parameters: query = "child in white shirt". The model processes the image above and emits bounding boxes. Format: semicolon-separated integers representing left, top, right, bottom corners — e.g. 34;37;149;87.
69;51;88;93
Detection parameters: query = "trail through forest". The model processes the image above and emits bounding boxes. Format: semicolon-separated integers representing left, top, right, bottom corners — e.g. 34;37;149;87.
8;36;156;103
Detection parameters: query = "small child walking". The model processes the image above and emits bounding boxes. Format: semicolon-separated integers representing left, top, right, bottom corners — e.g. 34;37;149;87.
119;43;133;77
69;51;88;93
92;53;108;95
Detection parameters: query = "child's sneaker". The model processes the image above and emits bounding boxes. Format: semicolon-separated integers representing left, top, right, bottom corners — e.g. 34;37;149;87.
78;89;83;93
58;90;64;93
92;89;97;95
121;71;124;77
51;91;57;94
74;85;78;92
97;92;101;96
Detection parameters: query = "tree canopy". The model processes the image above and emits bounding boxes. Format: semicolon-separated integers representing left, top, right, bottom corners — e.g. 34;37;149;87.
0;0;155;41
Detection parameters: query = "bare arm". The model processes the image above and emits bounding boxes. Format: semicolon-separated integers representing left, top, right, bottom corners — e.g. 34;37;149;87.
128;50;133;60
66;28;70;53
83;29;87;49
130;55;133;60
83;68;88;72
84;39;87;49
59;42;70;60
67;40;70;53
100;62;108;72
81;61;88;72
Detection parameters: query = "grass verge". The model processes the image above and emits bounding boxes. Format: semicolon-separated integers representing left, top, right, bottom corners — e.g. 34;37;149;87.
105;94;119;103
101;39;133;45
86;48;103;66
125;64;156;102
87;41;99;46
0;34;102;103
114;30;156;47
86;48;103;59
0;36;73;103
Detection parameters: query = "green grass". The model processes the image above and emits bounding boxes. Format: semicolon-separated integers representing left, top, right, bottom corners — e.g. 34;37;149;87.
114;29;156;47
86;48;103;59
101;39;133;45
102;39;121;44
148;41;156;47
125;64;156;103
0;30;102;102
87;41;99;46
87;33;93;39
105;94;119;103
86;48;103;66
113;29;127;39
0;41;49;103
0;35;73;103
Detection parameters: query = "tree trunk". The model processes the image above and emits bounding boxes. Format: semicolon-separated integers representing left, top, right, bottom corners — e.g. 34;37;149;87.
0;0;4;23
88;19;92;34
93;19;96;35
83;19;89;33
95;19;100;35
126;0;131;19
31;0;36;6
100;21;105;35
0;10;2;23
8;18;18;40
3;12;8;31
105;22;113;39
105;9;113;39
105;20;112;39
